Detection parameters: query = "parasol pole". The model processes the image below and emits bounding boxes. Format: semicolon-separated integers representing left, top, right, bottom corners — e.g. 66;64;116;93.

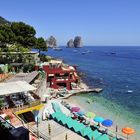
116;125;118;138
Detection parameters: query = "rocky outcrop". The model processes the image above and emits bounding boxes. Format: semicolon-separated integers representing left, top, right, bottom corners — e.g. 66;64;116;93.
67;36;83;48
74;36;83;47
47;36;57;48
67;39;74;48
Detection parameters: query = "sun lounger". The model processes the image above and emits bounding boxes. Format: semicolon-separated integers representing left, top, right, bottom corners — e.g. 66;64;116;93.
81;126;93;136
52;102;62;112
87;130;101;140
96;134;110;140
112;138;117;140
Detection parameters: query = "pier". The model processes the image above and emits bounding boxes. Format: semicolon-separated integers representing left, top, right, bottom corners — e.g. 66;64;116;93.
60;88;103;99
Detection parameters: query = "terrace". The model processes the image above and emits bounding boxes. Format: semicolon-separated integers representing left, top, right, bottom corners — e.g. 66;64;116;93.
0;81;44;125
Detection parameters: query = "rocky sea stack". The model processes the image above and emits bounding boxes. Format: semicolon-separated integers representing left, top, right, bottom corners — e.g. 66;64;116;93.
74;36;83;47
46;36;57;48
67;36;83;48
67;39;74;48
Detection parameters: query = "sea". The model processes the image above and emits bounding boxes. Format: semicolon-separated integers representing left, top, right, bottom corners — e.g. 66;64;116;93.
41;46;140;139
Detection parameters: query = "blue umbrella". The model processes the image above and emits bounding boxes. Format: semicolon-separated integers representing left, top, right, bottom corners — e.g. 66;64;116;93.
102;119;113;127
77;111;85;116
94;116;104;123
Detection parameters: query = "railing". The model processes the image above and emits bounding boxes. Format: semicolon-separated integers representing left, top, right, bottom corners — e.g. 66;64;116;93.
12;112;51;140
35;78;46;95
0;116;15;129
13;99;41;113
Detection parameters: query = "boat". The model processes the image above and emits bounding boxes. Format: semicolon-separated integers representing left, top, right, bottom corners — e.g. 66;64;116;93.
110;52;116;55
127;90;133;93
53;48;62;51
81;50;92;55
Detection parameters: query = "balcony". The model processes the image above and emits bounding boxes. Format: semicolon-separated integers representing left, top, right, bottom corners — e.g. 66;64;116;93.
13;99;42;115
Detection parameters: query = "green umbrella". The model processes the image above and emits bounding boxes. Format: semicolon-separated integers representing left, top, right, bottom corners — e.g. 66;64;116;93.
85;112;95;118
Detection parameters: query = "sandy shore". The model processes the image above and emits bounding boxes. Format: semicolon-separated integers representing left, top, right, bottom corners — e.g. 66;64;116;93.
63;97;137;140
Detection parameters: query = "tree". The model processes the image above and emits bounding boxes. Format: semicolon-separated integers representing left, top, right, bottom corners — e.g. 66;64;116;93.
11;22;36;48
0;16;11;25
0;24;15;50
36;37;47;57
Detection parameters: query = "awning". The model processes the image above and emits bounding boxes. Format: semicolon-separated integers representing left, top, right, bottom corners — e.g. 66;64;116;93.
0;81;36;96
15;104;44;115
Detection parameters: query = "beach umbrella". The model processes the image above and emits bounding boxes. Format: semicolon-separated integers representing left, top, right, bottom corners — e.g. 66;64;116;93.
71;107;80;112
101;119;113;134
94;116;104;127
77;111;85;116
116;125;118;138
85;112;95;118
122;127;135;140
101;119;113;127
93;116;104;123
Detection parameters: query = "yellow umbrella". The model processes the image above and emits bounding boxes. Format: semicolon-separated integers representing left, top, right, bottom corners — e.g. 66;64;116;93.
85;112;95;118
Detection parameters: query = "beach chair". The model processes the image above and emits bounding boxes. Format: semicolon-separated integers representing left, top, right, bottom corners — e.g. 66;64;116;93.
52;102;62;113
96;134;110;140
112;138;118;140
88;130;101;140
82;126;93;136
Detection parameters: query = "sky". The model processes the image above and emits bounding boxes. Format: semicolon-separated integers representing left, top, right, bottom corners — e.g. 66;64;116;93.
0;0;140;46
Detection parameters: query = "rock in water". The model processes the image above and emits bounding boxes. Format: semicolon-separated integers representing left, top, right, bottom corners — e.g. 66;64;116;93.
67;39;74;48
74;36;83;47
47;36;57;48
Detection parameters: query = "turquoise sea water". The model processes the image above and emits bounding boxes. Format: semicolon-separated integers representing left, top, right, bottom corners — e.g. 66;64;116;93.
40;46;140;138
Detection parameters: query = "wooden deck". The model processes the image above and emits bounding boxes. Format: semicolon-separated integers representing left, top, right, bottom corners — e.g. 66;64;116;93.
30;120;86;140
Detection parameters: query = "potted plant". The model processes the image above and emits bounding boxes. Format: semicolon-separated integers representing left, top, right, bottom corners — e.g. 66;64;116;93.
5;115;11;123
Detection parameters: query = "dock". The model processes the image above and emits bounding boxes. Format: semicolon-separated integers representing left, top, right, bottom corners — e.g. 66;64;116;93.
60;88;103;99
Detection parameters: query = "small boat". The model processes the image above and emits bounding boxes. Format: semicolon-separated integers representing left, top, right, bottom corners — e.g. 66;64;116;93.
110;52;116;55
81;50;92;55
81;52;87;55
127;90;133;93
53;48;62;51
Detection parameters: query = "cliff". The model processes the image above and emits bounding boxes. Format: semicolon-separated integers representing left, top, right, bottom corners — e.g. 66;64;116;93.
46;36;57;48
67;39;74;48
67;36;83;48
74;36;83;47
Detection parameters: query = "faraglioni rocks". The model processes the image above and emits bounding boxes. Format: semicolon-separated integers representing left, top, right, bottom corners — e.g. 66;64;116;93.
67;39;74;48
74;36;83;47
67;36;83;48
47;36;57;48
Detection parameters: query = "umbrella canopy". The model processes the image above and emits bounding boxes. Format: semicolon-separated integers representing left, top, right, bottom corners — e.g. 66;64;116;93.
122;127;135;135
102;119;113;127
71;107;80;112
77;111;85;116
94;116;104;123
85;112;95;118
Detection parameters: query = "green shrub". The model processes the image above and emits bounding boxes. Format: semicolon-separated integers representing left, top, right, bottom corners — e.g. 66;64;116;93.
23;63;35;72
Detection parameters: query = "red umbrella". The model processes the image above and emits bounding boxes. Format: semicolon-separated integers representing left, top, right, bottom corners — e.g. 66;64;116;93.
122;127;135;140
71;107;80;112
